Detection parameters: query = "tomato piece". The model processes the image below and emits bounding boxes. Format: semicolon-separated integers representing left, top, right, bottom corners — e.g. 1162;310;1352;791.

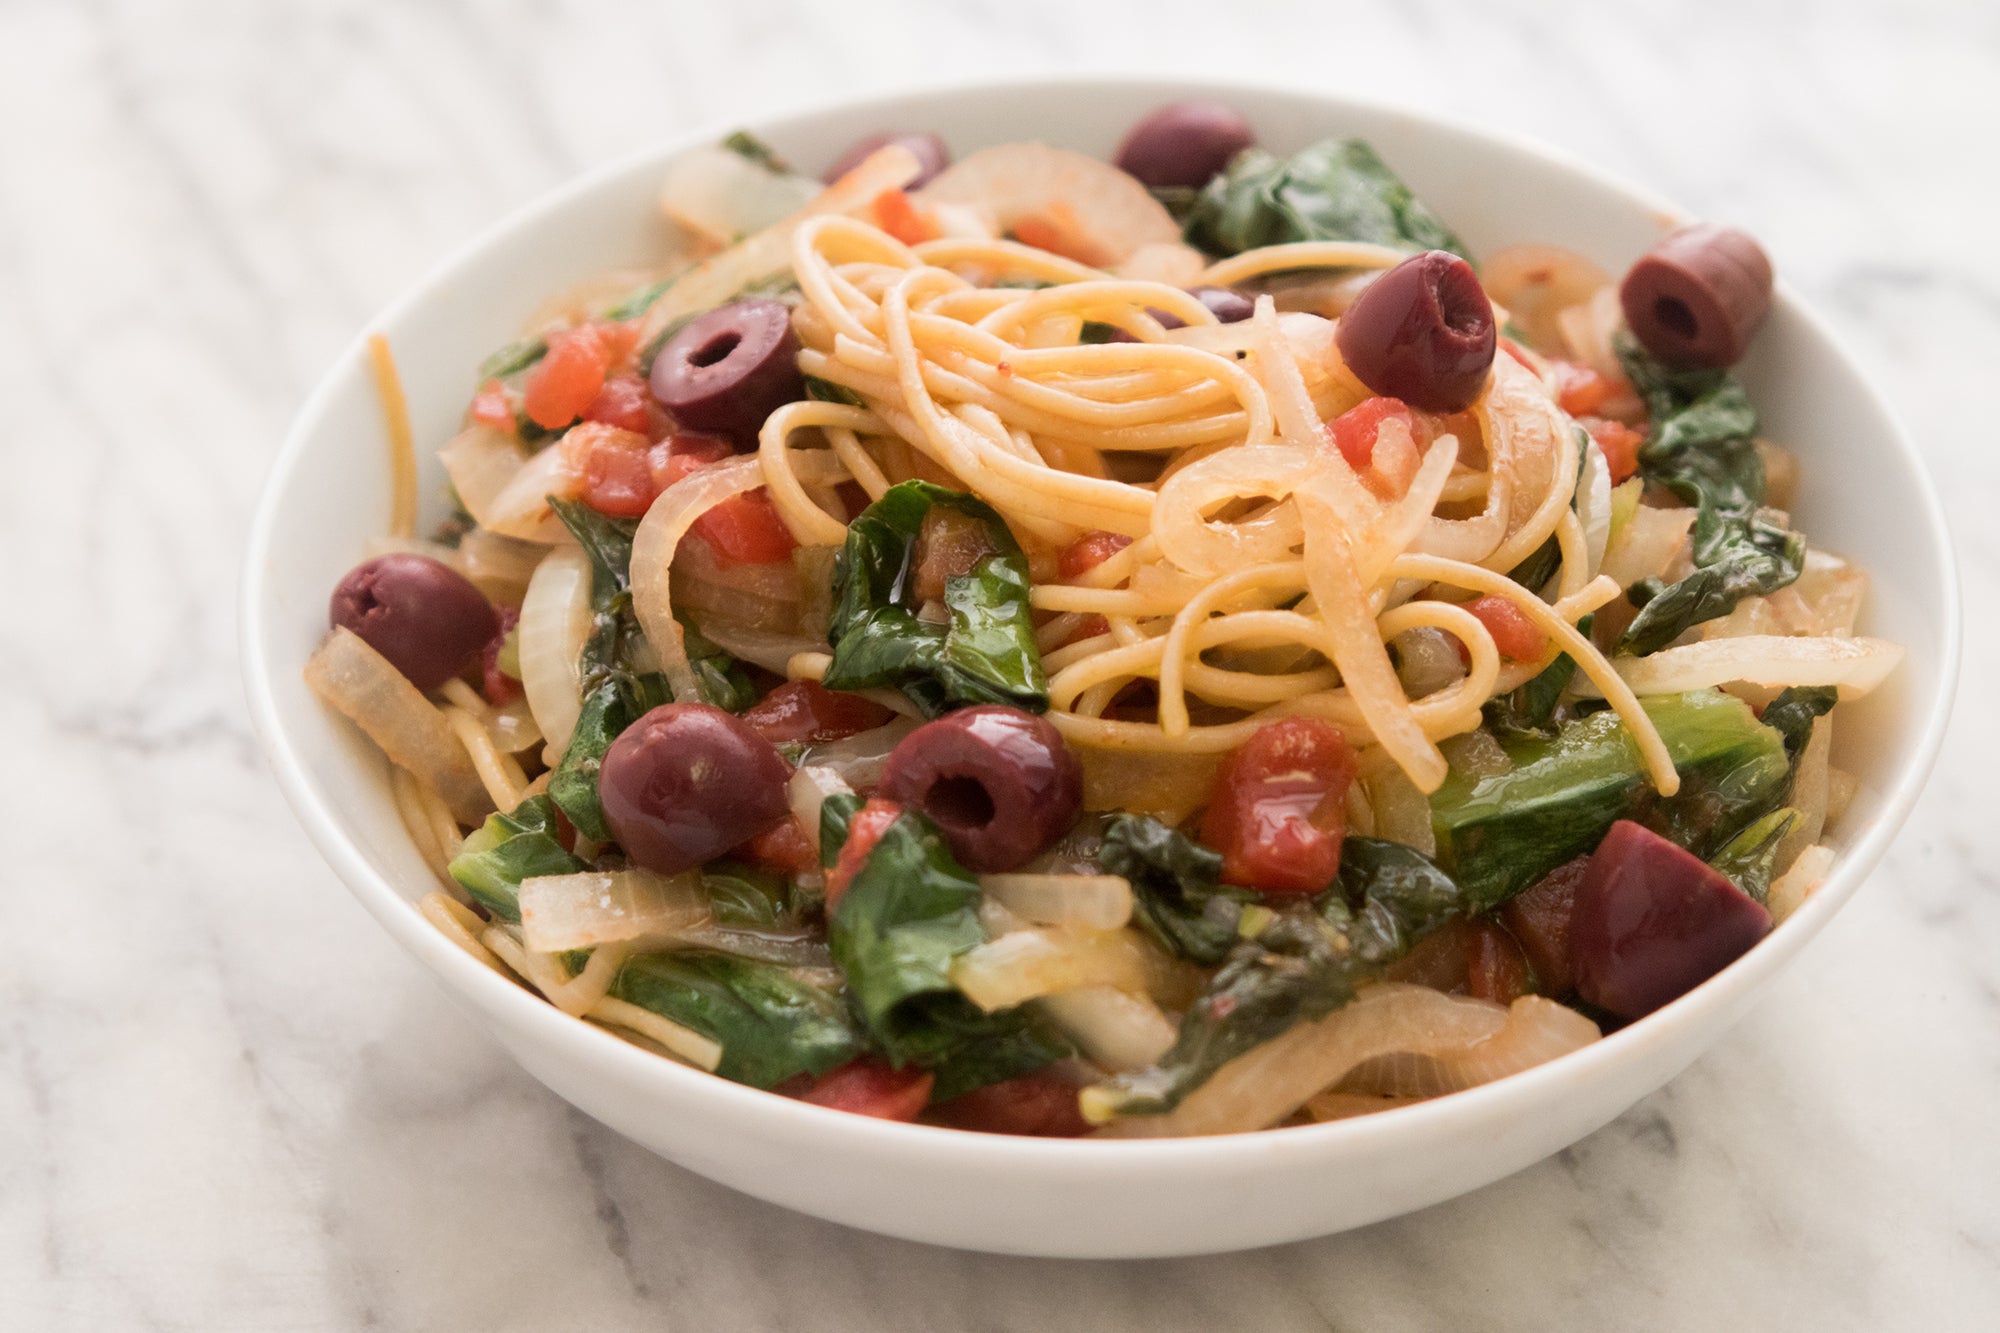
1057;530;1133;580
1056;613;1111;648
737;816;818;877
470;378;515;431
523;325;613;431
1200;717;1358;896
1465;921;1535;1003
582;373;669;440
693;488;799;566
740;679;895;745
1501;855;1588;998
825;798;901;910
1582;416;1644;485
794;1058;934;1122
1462;595;1549;662
1554;361;1617;417
927;1072;1089;1137
649;432;736;492
480;607;522;706
872;188;940;246
910;506;1000;603
560;421;657;519
1328;396;1419;471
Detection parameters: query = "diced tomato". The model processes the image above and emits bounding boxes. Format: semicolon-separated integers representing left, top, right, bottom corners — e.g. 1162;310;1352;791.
836;481;872;520
1057;530;1133;580
1582;416;1644;485
649;431;736;492
825;797;901;910
1465;921;1535;1003
1010;203;1113;268
927;1072;1090;1137
1553;361;1617;417
737;817;818;877
1200;717;1358;896
560;421;657;518
1056;613;1111;648
470;378;515;431
1328;396;1420;471
523;324;615;431
581;373;669;440
1462;595;1550;662
793;1058;934;1122
1501;855;1588;998
480;607;522;706
692;488;799;566
873;189;940;246
740;679;895;745
911;506;1000;603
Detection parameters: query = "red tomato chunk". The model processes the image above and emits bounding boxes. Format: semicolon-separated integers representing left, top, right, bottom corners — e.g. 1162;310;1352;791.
825;798;901;910
581;372;669;440
1057;530;1133;580
1461;595;1549;662
524;325;615;430
693;488;798;566
1201;717;1358;896
794;1058;933;1122
928;1072;1089;1137
562;421;656;518
740;679;895;745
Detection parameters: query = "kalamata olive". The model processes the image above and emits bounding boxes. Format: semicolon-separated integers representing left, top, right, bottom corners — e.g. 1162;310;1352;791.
1619;222;1774;370
648;299;804;446
823;131;950;188
1146;286;1254;331
1335;250;1497;413
1113;100;1254;191
879;705;1082;872
1570;820;1772;1020
329;553;499;692
600;703;792;874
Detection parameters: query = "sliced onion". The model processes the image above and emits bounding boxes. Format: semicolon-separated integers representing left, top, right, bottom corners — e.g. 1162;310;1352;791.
1111;241;1206;286
1338;995;1599;1097
1093;984;1522;1137
657;144;820;249
519;867;709;954
652;923;834;969
1366;763;1437;856
673;534;803;602
1037;987;1177;1073
1305;1092;1423;1122
1778;712;1832;870
798;716;922;790
1600;502;1695;590
1481;244;1611;355
631;455;766;703
1609;635;1903;699
304;627;492;825
788;765;854;857
1391;625;1465;699
690;615;825;675
439;425;527;529
1574;439;1612;578
517;545;594;761
916;142;1180;266
1769;844;1835;924
487;696;544;754
952;928;1200;1013
981;874;1134;932
457;527;549;606
482;444;577;543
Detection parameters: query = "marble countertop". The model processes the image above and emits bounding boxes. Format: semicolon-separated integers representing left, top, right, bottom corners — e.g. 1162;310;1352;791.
5;0;1996;1327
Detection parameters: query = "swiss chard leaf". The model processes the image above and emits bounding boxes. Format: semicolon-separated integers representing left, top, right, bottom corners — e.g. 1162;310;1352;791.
610;951;860;1089
1484;613;1593;740
1708;807;1801;905
1097;814;1255;965
701;860;789;929
803;374;867;407
1617;335;1804;653
1181;138;1468;259
1089;837;1468;1120
824;804;1065;1092
821;481;1048;717
1760;685;1837;762
448;795;586;922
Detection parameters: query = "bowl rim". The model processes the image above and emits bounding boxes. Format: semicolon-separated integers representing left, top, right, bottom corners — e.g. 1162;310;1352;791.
240;72;1962;1168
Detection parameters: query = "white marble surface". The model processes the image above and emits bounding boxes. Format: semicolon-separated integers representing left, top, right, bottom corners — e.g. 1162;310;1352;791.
4;0;1996;1326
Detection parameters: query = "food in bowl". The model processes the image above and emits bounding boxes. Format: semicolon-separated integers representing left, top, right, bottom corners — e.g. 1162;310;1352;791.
304;101;1902;1139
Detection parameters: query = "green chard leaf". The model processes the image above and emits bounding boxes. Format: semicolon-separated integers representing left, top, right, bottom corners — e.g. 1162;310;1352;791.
1097;814;1255;965
701;860;790;929
609;951;860;1089
803;374;867;407
1182;138;1468;259
1090;837;1468;1120
821;480;1049;717
1484;613;1594;740
1431;689;1793;910
1708;808;1802;905
601;277;675;323
478;335;547;383
1760;685;1838;761
824;804;1065;1093
448;795;586;922
720;129;789;172
1617;334;1804;653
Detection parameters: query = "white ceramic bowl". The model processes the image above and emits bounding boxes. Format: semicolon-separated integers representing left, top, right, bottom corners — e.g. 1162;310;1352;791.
241;77;1959;1258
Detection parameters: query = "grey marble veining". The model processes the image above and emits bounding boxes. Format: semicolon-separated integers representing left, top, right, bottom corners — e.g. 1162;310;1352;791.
2;0;1995;1327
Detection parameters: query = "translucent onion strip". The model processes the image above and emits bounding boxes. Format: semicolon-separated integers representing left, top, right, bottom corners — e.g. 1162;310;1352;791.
304;628;492;825
1602;635;1904;700
518;545;596;761
518;868;709;954
630;455;766;703
951;928;1200;1013
980;874;1134;931
1037;987;1177;1073
1337;996;1600;1097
